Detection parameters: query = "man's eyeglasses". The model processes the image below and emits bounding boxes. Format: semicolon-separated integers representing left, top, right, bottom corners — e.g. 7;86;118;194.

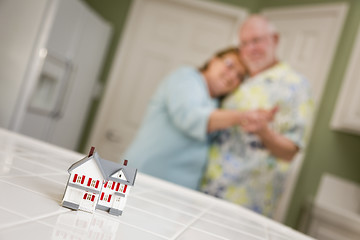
239;34;272;49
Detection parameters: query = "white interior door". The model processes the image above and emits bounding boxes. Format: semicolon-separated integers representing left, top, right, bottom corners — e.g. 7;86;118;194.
88;0;248;161
262;3;348;222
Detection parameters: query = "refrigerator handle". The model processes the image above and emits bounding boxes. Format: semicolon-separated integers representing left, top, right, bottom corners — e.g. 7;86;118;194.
51;57;74;120
28;48;74;119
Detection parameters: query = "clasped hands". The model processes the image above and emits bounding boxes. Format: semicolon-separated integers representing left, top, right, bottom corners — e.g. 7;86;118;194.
239;106;278;134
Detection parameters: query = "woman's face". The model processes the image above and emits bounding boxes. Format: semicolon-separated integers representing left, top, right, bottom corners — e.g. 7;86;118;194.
205;53;246;97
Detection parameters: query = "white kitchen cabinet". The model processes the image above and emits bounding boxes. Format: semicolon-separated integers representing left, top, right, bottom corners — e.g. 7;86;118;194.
331;23;360;135
306;173;360;240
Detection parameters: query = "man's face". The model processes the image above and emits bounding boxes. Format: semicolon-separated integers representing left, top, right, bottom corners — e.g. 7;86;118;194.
239;21;277;76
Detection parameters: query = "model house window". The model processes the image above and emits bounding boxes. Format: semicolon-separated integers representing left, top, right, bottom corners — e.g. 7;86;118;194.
83;193;95;202
105;181;115;190
72;174;85;184
87;178;100;188
115;184;127;193
100;193;112;202
79;175;85;184
92;180;100;188
104;181;113;189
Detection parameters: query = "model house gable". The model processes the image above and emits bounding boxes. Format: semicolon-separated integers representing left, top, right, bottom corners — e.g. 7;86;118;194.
67;156;104;191
110;169;127;181
99;158;137;186
68;157;103;179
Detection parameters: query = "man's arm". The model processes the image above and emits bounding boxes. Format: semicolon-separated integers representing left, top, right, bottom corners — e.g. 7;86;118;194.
257;127;299;161
207;107;299;160
239;107;298;161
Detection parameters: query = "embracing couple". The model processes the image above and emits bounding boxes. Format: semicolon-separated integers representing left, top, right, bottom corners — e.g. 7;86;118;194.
125;14;313;218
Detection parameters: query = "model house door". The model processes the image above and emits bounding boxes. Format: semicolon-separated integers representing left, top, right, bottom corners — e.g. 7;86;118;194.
79;192;96;213
112;196;122;209
88;0;248;161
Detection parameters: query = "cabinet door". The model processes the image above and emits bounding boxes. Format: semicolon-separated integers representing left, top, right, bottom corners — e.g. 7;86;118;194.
309;219;360;240
331;22;360;135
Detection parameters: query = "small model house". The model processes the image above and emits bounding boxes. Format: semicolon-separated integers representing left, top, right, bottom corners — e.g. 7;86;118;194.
61;147;137;216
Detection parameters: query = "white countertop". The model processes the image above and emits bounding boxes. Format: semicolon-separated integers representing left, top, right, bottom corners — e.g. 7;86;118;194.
0;128;315;240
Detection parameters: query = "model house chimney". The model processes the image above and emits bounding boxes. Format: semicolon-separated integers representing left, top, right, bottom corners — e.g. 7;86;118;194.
88;146;95;157
123;159;128;166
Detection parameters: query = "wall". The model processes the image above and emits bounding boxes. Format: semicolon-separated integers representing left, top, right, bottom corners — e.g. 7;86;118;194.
81;0;360;229
79;0;132;150
211;0;261;12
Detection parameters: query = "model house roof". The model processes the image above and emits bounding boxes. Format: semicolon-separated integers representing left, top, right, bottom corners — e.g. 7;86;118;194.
68;150;137;186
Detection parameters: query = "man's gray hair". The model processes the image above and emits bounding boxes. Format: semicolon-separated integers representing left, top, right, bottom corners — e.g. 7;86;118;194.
241;14;278;35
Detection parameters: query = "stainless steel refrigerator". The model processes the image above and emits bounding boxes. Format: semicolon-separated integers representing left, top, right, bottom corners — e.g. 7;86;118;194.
0;0;112;150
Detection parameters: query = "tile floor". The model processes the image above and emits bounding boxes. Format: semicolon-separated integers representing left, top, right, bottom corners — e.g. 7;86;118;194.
0;128;315;240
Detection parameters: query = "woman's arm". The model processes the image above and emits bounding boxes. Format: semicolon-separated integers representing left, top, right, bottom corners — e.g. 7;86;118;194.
207;107;277;133
207;110;244;132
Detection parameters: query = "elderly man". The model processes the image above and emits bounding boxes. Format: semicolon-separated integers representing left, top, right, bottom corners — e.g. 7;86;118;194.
200;15;313;218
